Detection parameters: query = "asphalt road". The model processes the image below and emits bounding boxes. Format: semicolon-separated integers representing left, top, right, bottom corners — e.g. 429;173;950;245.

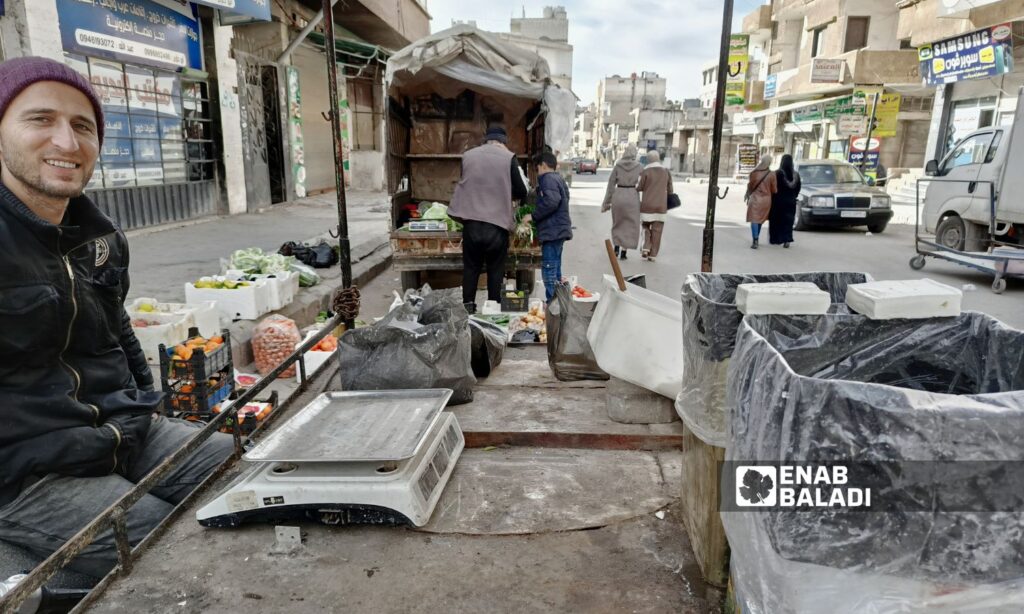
562;170;1023;329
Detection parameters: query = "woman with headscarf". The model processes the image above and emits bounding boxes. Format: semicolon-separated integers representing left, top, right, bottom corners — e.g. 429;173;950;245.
601;144;642;260
745;154;777;249
636;150;673;262
769;154;801;248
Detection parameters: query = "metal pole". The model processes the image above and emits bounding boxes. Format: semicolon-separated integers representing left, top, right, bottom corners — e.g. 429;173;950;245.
700;0;734;273
276;0;340;64
860;92;880;174
322;0;354;328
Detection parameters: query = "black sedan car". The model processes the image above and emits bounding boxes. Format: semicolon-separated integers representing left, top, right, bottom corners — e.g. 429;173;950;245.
794;160;892;233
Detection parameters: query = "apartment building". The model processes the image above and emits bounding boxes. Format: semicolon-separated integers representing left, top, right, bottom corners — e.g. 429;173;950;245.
593;72;668;163
735;0;928;174
574;104;596;159
497;6;574;92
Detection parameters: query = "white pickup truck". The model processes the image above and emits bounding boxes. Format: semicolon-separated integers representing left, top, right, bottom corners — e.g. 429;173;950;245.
922;87;1024;252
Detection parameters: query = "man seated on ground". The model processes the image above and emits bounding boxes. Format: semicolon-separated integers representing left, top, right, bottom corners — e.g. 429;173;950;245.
0;57;234;579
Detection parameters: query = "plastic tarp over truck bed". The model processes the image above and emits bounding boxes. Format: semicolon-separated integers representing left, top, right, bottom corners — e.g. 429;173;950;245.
678;272;871;447
385;24;575;154
724;312;1024;613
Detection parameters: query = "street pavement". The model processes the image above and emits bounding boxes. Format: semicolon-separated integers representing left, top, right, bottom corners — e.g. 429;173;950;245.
555;170;1023;329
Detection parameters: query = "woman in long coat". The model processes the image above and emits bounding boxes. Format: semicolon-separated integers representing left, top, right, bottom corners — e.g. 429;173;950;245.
746;154;777;249
602;144;642;260
769;154;801;248
636;149;673;262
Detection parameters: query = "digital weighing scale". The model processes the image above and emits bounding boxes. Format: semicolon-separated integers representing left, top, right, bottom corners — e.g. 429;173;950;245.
197;389;463;528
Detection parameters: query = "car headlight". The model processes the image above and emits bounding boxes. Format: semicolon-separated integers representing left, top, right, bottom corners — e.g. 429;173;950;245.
871;195;891;208
809;196;833;208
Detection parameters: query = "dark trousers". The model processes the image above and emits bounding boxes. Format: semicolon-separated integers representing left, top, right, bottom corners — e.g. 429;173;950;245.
462;220;510;305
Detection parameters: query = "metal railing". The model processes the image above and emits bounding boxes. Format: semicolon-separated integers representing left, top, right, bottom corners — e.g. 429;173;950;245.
0;315;344;613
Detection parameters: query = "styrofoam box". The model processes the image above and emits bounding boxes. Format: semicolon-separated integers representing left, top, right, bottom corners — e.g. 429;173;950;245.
587;275;683;399
129;311;193;365
127;297;221;338
185;279;272;321
846;278;962;319
295;333;335;384
736;282;831;316
253;271;300;311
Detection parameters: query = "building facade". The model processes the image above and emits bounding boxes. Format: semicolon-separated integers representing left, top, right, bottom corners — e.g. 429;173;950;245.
498;6;573;92
594;72;667;163
0;0;427;229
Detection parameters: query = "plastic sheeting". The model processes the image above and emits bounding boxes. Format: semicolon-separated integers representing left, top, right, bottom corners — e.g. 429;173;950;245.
724;312;1024;613
678;272;871;447
546;282;609;382
338;287;476;405
543;86;576;155
469;317;506;378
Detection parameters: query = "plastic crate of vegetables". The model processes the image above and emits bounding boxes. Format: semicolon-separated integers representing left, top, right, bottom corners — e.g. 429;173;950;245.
169;372;234;416
159;330;232;383
501;290;529;312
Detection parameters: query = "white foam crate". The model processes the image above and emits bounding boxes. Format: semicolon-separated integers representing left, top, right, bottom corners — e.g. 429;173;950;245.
295;333;335;384
587;274;683;399
185;279;272;321
127;297;221;338
736;282;831;315
253;271;300;310
129;311;193;365
846;278;962;320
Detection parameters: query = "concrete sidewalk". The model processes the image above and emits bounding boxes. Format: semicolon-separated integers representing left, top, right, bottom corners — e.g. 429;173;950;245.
124;189;393;365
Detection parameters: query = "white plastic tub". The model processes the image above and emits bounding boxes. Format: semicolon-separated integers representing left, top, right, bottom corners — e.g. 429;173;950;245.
586;274;683;399
185;279;271;321
253;271;300;310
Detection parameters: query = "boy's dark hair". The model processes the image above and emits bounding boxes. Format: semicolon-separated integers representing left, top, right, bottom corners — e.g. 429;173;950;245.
535;152;558;169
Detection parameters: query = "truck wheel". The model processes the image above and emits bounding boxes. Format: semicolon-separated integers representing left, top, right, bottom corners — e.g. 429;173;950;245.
867;221;887;234
515;269;536;293
400;271;421;292
935;215;966;251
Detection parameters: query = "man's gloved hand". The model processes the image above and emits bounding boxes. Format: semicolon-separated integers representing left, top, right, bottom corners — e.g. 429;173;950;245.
103;412;154;474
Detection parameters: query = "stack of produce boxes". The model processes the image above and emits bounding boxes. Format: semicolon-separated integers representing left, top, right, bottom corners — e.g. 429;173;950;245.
159;327;234;421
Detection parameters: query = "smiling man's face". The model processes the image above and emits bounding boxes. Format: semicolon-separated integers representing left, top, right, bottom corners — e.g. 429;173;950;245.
0;81;99;206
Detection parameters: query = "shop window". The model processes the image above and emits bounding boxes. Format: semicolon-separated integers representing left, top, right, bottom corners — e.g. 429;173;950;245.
844;17;870;52
65;53;214;190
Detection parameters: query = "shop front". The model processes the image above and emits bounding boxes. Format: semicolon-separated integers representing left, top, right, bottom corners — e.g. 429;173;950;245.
56;0;218;229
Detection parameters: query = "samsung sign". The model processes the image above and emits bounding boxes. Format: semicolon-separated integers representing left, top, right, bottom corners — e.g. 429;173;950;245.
918;23;1014;86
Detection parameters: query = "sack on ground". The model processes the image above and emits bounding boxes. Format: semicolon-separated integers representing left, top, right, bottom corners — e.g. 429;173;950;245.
546;282;609;381
338;286;476;404
469;317;507;378
252;314;302;377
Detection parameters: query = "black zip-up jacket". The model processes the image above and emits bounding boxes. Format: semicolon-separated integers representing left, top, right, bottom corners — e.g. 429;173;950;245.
0;183;162;504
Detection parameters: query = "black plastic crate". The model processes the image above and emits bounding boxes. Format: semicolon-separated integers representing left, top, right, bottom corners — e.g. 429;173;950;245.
159;328;232;381
166;372;233;415
215;391;279;436
501;293;529;312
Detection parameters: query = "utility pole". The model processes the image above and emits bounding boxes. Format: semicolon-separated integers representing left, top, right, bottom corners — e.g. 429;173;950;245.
322;0;354;327
700;0;734;273
860;92;880;174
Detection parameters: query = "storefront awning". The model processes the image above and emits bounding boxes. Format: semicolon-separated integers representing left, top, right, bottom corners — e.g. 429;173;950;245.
746;94;848;120
308;31;390;77
191;0;270;22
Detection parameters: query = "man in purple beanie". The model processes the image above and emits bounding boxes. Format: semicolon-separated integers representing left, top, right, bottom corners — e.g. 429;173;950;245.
0;57;233;579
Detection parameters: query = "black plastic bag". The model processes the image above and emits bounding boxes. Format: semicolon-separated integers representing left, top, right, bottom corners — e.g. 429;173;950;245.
469;317;506;378
546;282;608;381
338;287;476;404
279;241;339;269
726;312;1024;584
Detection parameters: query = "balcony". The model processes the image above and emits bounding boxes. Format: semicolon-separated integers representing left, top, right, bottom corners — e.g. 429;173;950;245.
774;49;920;100
742;4;772;34
309;0;430;51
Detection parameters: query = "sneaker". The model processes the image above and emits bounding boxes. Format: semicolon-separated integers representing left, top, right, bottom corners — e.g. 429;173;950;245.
648;256;656;262
783;242;791;248
463;302;477;314
641;249;650;260
620;250;628;260
750;239;758;249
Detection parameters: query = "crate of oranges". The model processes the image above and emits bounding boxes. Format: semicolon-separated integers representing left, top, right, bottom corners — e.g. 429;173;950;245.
159;327;234;417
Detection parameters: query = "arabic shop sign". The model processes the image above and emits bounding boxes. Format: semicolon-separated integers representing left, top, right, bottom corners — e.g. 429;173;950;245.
918;23;1013;86
56;0;202;71
191;0;270;21
725;34;750;106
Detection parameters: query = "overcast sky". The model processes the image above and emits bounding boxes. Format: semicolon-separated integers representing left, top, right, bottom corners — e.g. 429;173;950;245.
424;0;765;104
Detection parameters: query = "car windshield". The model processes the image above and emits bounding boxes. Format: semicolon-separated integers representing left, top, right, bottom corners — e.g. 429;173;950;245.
800;164;865;185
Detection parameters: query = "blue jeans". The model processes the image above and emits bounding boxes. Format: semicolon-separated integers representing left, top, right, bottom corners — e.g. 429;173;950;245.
751;223;762;240
541;240;565;302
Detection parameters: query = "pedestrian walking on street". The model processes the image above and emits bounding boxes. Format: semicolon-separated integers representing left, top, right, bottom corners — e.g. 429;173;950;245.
636;150;673;262
601;144;642;260
745;154;777;249
448;125;529;312
523;151;572;302
769;154;801;248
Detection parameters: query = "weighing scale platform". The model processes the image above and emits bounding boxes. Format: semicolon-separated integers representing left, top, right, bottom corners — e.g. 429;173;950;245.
197;390;463;528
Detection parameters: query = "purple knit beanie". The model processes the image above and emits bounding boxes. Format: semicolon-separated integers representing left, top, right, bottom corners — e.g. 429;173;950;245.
0;56;105;144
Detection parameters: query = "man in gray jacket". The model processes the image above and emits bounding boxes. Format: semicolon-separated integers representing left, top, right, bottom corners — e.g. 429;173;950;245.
448;126;529;311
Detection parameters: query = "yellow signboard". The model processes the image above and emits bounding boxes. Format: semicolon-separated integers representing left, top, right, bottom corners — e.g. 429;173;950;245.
853;87;901;138
725;34;749;106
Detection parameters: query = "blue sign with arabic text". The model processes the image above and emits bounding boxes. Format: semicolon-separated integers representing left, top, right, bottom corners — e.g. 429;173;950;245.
764;74;777;100
918;23;1015;86
56;0;202;71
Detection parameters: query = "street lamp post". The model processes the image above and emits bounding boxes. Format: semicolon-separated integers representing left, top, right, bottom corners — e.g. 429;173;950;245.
700;0;735;273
